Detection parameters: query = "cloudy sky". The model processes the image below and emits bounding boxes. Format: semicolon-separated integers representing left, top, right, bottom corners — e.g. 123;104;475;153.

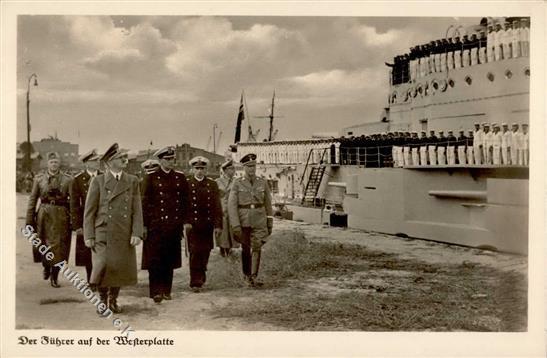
17;15;480;154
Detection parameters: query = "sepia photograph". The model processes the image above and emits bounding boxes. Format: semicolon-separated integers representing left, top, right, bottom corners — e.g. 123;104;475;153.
1;1;545;357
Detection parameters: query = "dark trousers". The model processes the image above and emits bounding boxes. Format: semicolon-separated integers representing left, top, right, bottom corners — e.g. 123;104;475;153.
189;249;211;288
148;267;174;297
240;228;253;276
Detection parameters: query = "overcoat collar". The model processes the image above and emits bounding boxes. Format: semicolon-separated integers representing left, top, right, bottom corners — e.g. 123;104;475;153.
105;170;130;201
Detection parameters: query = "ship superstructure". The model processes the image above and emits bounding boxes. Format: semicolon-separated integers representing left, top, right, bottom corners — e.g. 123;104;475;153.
233;17;530;255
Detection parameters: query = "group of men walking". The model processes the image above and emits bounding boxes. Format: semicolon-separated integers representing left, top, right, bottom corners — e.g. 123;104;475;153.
339;122;529;168
25;143;273;314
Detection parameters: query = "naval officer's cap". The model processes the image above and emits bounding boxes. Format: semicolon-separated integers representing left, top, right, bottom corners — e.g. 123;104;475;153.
47;152;61;161
522;123;528;127
141;159;160;174
189;156;209;168
79;149;100;163
240;153;257;166
221;159;234;170
502;123;508;127
101;143;128;162
154;146;176;160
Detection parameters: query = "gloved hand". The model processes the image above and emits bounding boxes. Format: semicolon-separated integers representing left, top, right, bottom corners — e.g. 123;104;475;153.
214;227;222;238
232;226;242;241
130;236;142;246
84;238;95;249
76;227;83;236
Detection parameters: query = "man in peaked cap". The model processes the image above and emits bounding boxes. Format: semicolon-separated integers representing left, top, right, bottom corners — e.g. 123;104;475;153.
141;146;189;303
491;124;502;165
84;143;144;314
183;156;223;292
69;149;102;282
467;130;475;165
215;159;240;257
26;151;72;288
482;123;493;164
228;153;274;287
456;130;468;165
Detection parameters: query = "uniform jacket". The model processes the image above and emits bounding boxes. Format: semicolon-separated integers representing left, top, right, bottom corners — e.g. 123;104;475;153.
185;176;222;251
69;170;101;266
215;175;239;249
141;168;188;269
83;171;144;286
26;171;72;264
227;175;273;240
70;171;100;229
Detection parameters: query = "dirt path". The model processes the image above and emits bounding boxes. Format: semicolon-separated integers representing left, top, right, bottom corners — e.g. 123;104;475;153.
15;193;528;332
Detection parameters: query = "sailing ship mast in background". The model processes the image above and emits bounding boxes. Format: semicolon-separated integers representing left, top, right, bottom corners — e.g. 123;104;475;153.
255;90;282;142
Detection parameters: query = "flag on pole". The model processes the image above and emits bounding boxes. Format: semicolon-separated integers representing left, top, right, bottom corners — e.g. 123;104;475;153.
234;92;244;143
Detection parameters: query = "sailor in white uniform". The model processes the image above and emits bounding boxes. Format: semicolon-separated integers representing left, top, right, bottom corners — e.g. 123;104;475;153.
491;124;502;165
473;123;484;165
467;130;475;165
501;123;511;165
510;123;519;165
482;123;493;165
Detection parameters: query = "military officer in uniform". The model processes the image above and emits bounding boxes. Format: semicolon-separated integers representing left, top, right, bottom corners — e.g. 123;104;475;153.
141;146;188;303
228;153;274;287
69;149;101;282
84;143;144;313
26;152;72;287
215;159;240;257
183;156;223;292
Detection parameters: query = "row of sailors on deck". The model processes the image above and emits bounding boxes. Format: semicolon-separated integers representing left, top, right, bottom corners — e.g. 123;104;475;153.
236;140;339;165
340;122;529;167
389;17;530;85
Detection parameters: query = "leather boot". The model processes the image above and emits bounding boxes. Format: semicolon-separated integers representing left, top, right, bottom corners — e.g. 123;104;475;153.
109;287;122;314
43;266;50;280
250;250;263;287
50;266;60;288
97;287;108;315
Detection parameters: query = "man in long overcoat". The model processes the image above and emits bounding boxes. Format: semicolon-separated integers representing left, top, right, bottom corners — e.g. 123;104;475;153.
215;159;239;257
83;143;144;313
183;156;223;292
141;146;188;303
69;149;101;281
25;152;72;287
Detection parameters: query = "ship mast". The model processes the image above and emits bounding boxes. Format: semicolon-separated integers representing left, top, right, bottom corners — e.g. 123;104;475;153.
255;90;281;142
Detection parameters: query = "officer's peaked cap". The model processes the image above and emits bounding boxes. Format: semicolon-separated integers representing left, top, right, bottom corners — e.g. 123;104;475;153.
141;159;160;174
101;143;128;162
79;149;100;162
189;156;209;167
240;153;257;166
47;152;61;161
154;146;176;159
221;159;234;170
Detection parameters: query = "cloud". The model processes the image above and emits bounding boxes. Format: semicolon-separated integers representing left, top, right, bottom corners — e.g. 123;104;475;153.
283;68;386;100
355;25;403;47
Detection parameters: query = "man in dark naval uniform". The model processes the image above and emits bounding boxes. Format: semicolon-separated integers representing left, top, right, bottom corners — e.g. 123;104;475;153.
228;153;274;287
141;146;188;303
183;156;222;292
70;149;101;282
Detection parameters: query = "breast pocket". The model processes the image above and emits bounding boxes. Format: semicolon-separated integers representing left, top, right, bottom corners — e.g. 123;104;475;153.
238;188;252;205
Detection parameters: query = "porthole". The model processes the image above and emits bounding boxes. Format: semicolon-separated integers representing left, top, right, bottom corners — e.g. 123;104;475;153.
448;78;455;88
412;87;417;98
417;84;423;96
487;72;495;81
504;70;513;79
465;76;472;85
407;88;413;100
439;79;448;92
432;80;439;91
524;67;530;77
